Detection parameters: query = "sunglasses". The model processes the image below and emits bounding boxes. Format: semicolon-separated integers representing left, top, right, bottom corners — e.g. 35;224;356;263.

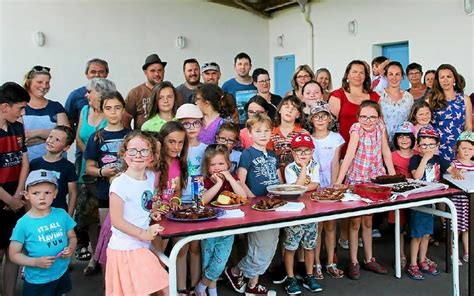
202;62;219;68
32;66;51;73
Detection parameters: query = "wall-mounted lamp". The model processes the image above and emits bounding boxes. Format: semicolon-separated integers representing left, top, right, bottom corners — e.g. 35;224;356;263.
277;34;284;47
464;0;473;15
32;31;46;47
176;36;186;49
348;20;358;36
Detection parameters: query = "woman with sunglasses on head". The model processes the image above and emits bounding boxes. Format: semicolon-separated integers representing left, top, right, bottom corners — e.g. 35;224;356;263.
315;68;333;102
23;66;70;161
285;65;315;101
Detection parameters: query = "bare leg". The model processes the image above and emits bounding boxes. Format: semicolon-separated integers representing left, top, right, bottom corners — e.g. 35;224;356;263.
340;218;349;241
361;215;373;262
400;233;406;259
418;234;430;262
284;249;296;277
325;221;337;265
1;248;19;296
304;249;315;275
176;243;190;291
189;241;201;288
349;217;361;264
247;275;259;289
462;231;469;256
314;223;323;265
410;237;421;266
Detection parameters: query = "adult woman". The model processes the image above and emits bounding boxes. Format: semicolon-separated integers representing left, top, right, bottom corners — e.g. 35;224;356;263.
406;63;430;101
423;70;436;89
285;65;314;100
239;95;272;149
75;77;116;276
315;68;333;101
328;60;379;156
141;81;178;133
427;64;472;162
252;68;281;115
379;61;414;144
23;66;69;161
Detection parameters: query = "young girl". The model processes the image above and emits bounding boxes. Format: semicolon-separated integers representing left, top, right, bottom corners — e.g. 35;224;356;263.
268;95;307;176
335;100;396;280
85;91;131;277
195;84;234;145
301;81;325;134
141;81;178;133
409;101;433;137
389;121;416;270
215;122;241;173
106;131;168;295
311;101;345;280
449;131;474;263
195;145;247;296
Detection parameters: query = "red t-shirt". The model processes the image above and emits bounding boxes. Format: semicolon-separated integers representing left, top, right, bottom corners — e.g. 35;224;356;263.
330;88;379;157
204;173;239;201
391;151;412;178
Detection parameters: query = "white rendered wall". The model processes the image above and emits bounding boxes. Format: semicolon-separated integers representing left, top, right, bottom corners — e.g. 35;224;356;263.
0;0;269;102
269;0;474;94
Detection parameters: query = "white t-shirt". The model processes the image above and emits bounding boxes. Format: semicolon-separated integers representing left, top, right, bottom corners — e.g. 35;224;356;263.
108;170;155;251
182;142;208;204
285;159;320;185
230;149;242;173
312;132;345;188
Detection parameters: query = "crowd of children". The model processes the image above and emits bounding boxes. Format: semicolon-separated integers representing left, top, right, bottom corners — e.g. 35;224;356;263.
0;57;473;296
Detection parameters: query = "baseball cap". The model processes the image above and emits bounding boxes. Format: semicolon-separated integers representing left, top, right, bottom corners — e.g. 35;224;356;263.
176;103;203;120
458;131;474;142
309;101;334;120
291;133;315;150
142;54;167;70
417;127;440;139
394;121;415;135
25;170;58;189
201;62;220;73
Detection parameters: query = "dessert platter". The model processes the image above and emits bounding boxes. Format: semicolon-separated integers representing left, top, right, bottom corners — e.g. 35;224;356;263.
372;174;407;184
251;198;288;211
210;191;247;208
353;183;393;202
382;180;448;197
266;184;307;200
166;206;225;222
310;187;346;203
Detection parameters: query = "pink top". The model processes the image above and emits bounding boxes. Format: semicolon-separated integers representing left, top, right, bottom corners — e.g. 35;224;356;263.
239;128;253;150
162;158;181;202
346;122;386;184
452;159;474;171
391;151;412;178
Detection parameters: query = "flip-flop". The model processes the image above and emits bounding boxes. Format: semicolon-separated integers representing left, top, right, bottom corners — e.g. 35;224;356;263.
83;263;99;276
75;247;92;261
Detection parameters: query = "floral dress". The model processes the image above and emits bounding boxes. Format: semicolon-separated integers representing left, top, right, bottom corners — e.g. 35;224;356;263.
346;122;386;184
431;93;466;162
379;89;414;144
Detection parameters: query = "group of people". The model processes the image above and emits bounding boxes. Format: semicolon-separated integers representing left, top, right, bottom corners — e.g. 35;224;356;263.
0;51;473;296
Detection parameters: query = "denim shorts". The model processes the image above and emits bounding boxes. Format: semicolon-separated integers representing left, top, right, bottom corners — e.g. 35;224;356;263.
283;223;318;251
409;209;433;238
23;270;71;296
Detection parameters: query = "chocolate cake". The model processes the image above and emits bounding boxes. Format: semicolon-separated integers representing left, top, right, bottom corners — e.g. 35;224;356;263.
372;174;407;184
172;207;215;220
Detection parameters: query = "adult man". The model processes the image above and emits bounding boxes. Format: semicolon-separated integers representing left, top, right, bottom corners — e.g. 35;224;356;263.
222;53;257;125
123;54;167;130
201;62;221;85
252;68;281;115
65;58;109;133
176;58;202;105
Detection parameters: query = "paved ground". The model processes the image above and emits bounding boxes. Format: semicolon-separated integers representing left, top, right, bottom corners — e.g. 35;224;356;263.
3;228;469;295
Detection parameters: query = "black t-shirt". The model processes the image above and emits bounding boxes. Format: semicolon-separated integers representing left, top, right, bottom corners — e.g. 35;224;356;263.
409;154;450;182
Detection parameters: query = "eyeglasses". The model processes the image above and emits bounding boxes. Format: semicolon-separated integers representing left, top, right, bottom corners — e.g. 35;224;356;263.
296;74;311;80
247;110;265;116
182;120;202;129
419;143;437;149
312;114;329;121
294;148;312;156
216;136;236;145
126;148;150;157
257;79;271;84
408;71;421;76
358;115;379;122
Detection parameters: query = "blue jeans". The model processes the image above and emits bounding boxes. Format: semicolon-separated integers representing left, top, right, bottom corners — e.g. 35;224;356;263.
238;229;279;278
201;236;234;281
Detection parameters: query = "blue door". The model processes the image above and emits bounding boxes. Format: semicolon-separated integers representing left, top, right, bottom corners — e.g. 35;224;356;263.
274;55;295;97
382;43;409;90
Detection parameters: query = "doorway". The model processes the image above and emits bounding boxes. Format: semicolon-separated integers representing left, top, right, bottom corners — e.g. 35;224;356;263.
274;54;295;97
381;42;409;89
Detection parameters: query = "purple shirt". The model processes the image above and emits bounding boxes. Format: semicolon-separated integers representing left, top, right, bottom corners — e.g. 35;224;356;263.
198;116;224;145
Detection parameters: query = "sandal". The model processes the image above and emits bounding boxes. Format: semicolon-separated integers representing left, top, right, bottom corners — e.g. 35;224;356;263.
326;263;344;279
313;264;324;280
83;261;99;276
75;247;92;261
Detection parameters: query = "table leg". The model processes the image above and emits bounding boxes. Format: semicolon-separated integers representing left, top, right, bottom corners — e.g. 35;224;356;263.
394;209;401;278
469;192;474;296
446;216;451;273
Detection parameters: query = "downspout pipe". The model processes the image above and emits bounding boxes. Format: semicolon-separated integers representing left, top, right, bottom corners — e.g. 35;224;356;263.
298;0;314;69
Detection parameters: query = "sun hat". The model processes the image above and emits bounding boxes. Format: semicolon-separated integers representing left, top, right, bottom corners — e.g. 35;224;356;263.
457;131;474;142
394;121;415;135
176;103;203;119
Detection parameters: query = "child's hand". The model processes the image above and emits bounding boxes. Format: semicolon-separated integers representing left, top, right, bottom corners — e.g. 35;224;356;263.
142;224;164;241
61;247;73;258
34;256;55;269
220;171;234;181
169;200;180;211
422;151;435;161
6;195;25;211
210;173;225;185
102;166;119;178
452;168;466;180
294;154;307;168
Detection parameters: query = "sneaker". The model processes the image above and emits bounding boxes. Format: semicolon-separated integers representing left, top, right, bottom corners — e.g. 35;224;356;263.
245;283;274;296
348;263;360;280
325;263;344;279
358;237;364;247
294;262;306;280
407;264;425;280
225;267;246;293
303;275;323;292
372;229;381;238
463;253;469;263
270;267;287;284
338;238;349;250
363;258;387;274
313;264;324;280
284;277;301;295
418;260;440;275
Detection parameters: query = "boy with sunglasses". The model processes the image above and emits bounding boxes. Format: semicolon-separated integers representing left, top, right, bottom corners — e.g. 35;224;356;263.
407;127;450;280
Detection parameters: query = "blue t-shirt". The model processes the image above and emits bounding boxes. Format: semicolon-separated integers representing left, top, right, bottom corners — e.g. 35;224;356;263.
222;78;257;125
408;154;450;182
182;143;207;204
10;208;76;284
64;86;88;127
23;100;66;161
238;146;280;196
84;128;131;200
29;158;77;211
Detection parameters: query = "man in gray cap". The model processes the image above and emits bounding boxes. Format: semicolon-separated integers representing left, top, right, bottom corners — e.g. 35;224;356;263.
123;54;167;130
201;62;221;85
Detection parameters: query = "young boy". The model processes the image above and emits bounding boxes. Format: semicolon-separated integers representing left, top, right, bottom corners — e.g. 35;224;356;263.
283;133;322;294
30;125;78;216
371;56;389;95
215;122;241;173
407;127;449;280
0;82;30;295
225;113;281;295
9;169;77;295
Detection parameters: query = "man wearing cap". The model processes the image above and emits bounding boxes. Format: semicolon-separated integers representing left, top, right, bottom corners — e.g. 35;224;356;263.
176;58;203;105
123;54;167;130
201;62;221;85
